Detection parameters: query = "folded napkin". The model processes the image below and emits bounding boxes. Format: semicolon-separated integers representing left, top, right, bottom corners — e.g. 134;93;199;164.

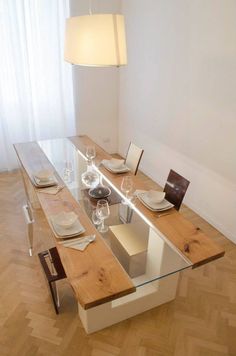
59;235;96;251
65;241;90;251
37;185;64;195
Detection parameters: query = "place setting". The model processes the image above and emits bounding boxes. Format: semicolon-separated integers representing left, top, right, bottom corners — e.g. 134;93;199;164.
101;158;130;174
32;169;58;187
49;211;96;251
135;189;174;213
32;169;65;194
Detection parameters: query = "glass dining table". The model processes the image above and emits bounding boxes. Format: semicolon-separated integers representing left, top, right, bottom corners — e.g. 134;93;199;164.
36;137;192;333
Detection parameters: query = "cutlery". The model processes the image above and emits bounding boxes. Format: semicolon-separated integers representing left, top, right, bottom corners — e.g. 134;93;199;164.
156;212;174;218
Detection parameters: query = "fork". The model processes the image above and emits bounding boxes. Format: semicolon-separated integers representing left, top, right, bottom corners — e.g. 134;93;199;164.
156;212;173;218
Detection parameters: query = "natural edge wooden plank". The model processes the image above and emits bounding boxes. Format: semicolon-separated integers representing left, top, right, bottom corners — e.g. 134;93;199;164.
14;141;136;309
69;135;225;268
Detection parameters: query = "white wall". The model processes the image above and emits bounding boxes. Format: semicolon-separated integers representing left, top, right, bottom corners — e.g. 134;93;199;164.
119;0;236;242
69;0;121;153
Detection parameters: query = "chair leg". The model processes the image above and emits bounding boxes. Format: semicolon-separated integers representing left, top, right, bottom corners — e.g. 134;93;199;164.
49;281;59;314
38;247;66;314
47;251;60;314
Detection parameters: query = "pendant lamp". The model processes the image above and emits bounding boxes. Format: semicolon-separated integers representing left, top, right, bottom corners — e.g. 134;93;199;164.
64;13;127;67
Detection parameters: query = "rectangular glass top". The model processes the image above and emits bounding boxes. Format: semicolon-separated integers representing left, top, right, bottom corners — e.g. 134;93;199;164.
38;138;191;287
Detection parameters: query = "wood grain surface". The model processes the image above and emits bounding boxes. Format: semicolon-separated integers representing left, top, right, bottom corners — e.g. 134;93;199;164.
14;142;135;309
0;170;233;355
69;135;225;267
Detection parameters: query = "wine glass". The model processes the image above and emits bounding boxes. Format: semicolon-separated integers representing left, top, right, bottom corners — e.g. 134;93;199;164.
63;161;73;183
92;209;101;226
96;199;110;233
121;176;133;204
86;145;96;164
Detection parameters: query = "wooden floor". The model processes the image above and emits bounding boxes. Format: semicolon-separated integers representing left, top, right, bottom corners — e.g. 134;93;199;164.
0;170;235;356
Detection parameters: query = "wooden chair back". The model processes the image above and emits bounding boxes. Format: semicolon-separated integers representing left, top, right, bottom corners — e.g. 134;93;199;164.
125;143;144;175
164;169;190;210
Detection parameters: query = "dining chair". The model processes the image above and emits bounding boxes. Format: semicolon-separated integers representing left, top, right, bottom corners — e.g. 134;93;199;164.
125;142;144;175
38;247;67;314
164;169;190;210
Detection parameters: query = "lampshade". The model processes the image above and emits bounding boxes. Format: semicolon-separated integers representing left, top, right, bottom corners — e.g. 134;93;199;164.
64;14;127;67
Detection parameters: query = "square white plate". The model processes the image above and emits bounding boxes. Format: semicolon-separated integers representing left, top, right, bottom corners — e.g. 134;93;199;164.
138;192;174;212
102;160;130;173
33;175;58;187
50;217;85;238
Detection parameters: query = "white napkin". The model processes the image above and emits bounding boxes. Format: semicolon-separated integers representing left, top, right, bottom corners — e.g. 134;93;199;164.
60;235;96;251
37;186;64;195
65;241;90;251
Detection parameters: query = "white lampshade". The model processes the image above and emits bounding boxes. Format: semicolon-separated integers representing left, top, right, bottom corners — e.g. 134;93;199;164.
64;14;127;67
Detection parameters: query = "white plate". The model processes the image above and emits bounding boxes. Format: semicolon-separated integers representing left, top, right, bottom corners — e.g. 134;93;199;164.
138;193;174;212
34;169;54;181
33;175;58;187
50;216;85;238
52;211;78;229
102;160;130;173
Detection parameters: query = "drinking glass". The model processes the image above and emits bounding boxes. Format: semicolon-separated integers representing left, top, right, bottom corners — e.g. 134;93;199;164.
92;209;101;226
96;199;110;233
63;161;73;183
86;145;96;164
121;176;133;204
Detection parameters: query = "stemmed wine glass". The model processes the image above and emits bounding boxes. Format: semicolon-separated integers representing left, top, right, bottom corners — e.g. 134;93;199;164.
92;209;101;226
86;145;96;164
96;199;110;233
121;176;133;204
63;161;73;183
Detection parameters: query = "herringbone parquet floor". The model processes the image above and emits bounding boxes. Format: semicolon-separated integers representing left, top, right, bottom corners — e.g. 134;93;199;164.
0;170;235;356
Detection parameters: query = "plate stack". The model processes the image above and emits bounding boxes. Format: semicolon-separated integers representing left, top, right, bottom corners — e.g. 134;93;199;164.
137;190;174;212
50;212;85;239
33;169;58;187
101;158;130;173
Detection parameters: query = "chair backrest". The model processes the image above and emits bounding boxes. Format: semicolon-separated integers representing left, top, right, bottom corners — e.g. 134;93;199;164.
164;169;190;210
125;142;144;175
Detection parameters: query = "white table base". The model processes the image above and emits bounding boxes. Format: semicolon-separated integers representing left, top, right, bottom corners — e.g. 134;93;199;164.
78;228;181;333
78;272;179;334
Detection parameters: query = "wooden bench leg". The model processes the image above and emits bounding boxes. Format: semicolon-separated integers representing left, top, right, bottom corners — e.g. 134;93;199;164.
22;204;34;256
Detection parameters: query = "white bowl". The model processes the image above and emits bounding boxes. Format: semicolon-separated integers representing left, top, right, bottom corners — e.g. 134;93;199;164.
34;169;54;182
109;158;125;169
146;190;166;204
53;211;78;229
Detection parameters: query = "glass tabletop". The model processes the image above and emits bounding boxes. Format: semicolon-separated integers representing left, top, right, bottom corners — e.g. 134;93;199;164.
38;138;192;287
